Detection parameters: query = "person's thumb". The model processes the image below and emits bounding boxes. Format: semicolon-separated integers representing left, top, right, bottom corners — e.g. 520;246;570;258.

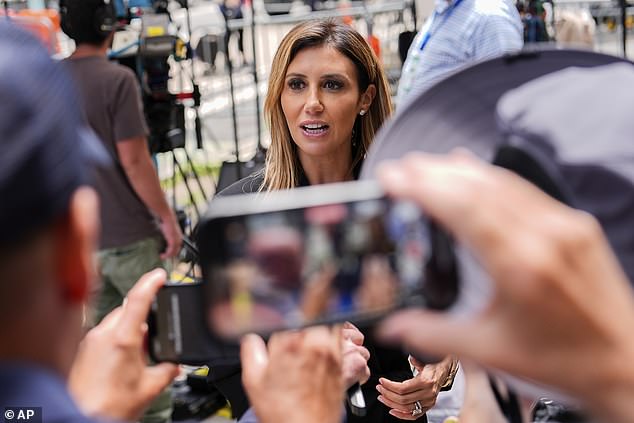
241;333;269;391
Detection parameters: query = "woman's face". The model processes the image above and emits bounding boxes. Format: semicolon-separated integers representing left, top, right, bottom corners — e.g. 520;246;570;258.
281;45;374;161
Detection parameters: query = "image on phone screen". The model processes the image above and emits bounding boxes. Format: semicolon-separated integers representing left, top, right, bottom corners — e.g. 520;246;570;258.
203;198;430;339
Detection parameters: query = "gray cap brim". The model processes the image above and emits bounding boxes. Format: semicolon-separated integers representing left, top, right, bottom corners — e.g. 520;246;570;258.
361;49;627;176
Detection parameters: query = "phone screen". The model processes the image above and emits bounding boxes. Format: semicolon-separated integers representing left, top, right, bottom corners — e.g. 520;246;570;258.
202;197;431;339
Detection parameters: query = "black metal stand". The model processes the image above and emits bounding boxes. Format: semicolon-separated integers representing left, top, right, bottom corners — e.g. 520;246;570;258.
171;151;201;221
250;6;264;152
224;13;242;180
620;0;628;57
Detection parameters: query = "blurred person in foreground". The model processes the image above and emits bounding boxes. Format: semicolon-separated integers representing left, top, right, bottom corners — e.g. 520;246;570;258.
0;24;178;423
240;151;634;423
216;19;458;422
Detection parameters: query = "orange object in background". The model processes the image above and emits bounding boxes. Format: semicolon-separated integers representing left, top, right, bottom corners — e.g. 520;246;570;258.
18;8;61;31
0;9;60;54
339;0;354;25
367;33;380;59
337;1;381;60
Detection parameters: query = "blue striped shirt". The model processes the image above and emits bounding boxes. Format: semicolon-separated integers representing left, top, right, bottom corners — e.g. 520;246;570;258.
397;0;523;107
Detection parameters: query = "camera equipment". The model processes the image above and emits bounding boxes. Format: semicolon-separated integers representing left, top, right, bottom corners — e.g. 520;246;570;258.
137;11;185;154
172;374;227;421
109;2;201;156
110;0;211;230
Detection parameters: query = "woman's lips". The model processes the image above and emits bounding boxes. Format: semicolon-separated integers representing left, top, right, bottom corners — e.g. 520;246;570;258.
300;123;330;137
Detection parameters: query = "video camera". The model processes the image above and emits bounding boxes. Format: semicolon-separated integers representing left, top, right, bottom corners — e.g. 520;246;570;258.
112;1;188;153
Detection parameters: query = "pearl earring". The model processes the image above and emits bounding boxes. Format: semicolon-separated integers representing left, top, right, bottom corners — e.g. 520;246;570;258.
359;110;366;116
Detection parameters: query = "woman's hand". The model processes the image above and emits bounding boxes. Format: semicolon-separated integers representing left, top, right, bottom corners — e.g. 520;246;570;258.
341;322;371;387
376;356;454;420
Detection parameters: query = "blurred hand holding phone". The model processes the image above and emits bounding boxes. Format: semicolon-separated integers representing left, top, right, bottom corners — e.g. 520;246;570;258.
148;181;459;364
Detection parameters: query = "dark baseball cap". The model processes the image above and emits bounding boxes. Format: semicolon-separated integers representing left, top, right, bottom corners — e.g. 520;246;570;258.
0;23;109;249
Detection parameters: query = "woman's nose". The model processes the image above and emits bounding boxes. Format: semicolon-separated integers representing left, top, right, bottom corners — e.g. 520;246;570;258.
304;89;324;114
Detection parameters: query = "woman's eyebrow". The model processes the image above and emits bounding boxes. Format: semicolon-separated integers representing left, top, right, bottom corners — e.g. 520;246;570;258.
321;73;348;80
285;72;350;79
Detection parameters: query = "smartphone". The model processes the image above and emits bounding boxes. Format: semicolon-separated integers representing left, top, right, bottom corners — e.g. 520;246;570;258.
148;180;459;364
147;281;225;364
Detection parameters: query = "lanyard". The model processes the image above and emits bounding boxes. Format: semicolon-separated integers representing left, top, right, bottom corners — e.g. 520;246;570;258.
419;0;465;51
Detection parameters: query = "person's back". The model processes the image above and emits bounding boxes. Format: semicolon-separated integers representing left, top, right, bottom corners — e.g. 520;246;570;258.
60;0;181;329
65;57;158;250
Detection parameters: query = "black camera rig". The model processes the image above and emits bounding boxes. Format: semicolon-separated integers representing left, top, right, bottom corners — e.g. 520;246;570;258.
111;4;190;154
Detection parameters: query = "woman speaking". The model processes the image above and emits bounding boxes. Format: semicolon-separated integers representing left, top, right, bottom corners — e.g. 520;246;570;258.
221;19;390;194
